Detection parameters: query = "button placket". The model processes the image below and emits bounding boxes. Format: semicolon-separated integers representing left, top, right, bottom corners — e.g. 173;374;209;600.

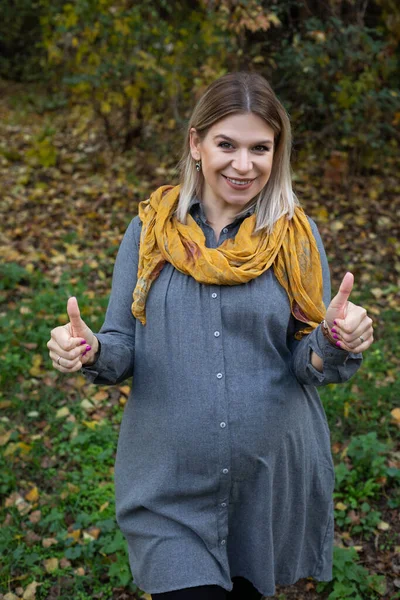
209;283;230;550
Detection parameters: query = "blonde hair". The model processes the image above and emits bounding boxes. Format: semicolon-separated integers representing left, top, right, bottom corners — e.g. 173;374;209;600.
177;72;299;233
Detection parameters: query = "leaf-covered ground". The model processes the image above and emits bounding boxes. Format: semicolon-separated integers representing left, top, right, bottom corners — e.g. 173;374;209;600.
0;80;399;600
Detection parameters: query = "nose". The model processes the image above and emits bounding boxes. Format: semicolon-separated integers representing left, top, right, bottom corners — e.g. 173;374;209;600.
232;149;252;174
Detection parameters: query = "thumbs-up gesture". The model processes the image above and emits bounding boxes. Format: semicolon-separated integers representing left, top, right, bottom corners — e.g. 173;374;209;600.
47;297;99;372
325;272;374;353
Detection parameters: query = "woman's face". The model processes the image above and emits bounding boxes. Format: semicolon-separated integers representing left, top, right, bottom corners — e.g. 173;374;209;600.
190;112;275;217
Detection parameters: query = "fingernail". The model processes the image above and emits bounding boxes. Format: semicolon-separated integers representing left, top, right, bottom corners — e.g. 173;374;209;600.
80;340;87;345
82;350;87;357
336;341;341;347
331;327;337;333
86;345;91;351
333;320;337;325
333;334;338;339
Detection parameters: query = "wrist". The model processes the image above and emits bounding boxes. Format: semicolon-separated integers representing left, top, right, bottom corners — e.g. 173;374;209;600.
320;319;341;348
84;336;100;366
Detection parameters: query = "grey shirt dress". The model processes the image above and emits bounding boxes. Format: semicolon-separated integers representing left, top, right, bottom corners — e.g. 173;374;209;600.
82;198;362;597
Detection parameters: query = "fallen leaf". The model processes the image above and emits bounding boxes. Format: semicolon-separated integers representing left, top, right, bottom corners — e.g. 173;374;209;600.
25;487;39;503
29;510;42;524
56;406;70;418
391;408;400;424
23;581;41;600
377;521;390;531
92;390;108;402
42;537;58;548
0;430;12;446
335;502;348;511
43;557;59;573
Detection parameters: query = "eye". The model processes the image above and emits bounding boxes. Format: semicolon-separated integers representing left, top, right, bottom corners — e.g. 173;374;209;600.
253;145;271;152
218;142;233;149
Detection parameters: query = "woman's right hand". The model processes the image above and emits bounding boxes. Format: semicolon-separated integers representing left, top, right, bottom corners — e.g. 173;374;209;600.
47;297;99;373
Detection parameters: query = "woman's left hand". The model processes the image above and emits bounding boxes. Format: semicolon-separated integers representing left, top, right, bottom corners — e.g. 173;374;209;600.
325;272;374;353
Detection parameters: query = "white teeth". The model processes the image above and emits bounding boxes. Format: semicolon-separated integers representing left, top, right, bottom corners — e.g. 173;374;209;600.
226;177;252;185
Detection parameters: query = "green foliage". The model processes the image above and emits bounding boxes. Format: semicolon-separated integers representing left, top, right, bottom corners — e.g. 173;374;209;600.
273;17;399;170
317;546;387;599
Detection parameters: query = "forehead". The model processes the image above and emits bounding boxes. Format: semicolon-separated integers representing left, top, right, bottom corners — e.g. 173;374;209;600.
206;112;275;142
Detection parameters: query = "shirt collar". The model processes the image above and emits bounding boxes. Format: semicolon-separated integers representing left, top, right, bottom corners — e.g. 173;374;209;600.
189;197;255;229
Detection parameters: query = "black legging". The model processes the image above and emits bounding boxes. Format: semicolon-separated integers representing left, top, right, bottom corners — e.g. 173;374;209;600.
151;576;263;600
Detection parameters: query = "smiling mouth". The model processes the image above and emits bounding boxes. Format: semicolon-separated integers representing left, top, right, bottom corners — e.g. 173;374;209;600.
222;175;255;186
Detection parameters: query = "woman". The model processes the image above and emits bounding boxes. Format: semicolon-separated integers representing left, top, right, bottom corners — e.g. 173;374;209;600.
47;72;373;599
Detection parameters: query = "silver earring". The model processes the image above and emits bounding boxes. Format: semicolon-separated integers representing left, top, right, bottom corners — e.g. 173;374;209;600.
195;159;201;172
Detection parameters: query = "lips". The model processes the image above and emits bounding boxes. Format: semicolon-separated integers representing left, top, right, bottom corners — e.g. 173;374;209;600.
222;174;255;190
222;175;255;185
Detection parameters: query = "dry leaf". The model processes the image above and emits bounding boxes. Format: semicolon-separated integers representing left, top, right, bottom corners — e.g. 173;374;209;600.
44;557;59;573
92;390;108;402
23;581;41;600
42;537;58;548
335;502;348;511
56;407;70;418
25;487;39;503
29;510;42;524
391;408;400;424
0;430;12;446
377;521;390;531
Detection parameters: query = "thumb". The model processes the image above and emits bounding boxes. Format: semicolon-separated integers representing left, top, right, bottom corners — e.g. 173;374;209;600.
330;272;354;315
67;296;87;338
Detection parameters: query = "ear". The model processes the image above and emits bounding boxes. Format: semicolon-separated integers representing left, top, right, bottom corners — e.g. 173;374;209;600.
189;127;201;161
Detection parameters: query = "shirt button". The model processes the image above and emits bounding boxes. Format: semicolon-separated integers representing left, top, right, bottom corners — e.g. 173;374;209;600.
214;331;220;337
211;292;218;298
221;539;226;545
221;502;227;508
220;422;226;428
216;373;223;379
222;468;229;474
222;227;228;234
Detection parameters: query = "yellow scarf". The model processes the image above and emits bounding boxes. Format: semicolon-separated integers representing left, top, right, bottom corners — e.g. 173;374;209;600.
132;185;325;339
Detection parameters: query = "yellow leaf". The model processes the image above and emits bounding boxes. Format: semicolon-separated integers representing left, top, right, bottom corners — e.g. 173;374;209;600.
315;207;329;223
0;400;12;408
82;420;99;430
99;501;109;512
23;581;41;600
56;407;70;419
331;220;344;232
335;502;348;511
67;529;81;542
344;401;350;419
377;521;390;531
100;101;111;114
390;408;400;423
0;430;12;446
44;557;59;573
29;354;43;377
119;385;130;396
26;487;39;503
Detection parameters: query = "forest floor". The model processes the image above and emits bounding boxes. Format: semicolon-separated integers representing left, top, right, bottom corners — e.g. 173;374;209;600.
0;79;399;600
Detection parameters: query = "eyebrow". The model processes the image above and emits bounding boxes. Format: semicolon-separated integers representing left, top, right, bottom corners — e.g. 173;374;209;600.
213;134;274;145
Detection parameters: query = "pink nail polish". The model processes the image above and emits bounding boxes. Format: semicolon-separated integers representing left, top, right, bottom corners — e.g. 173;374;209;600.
86;345;91;351
333;334;338;339
80;340;87;345
336;341;341;347
82;350;87;356
331;327;337;333
334;320;337;325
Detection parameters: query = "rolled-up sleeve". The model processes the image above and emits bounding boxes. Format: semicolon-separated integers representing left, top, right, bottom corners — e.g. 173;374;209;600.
290;218;362;386
81;216;140;385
